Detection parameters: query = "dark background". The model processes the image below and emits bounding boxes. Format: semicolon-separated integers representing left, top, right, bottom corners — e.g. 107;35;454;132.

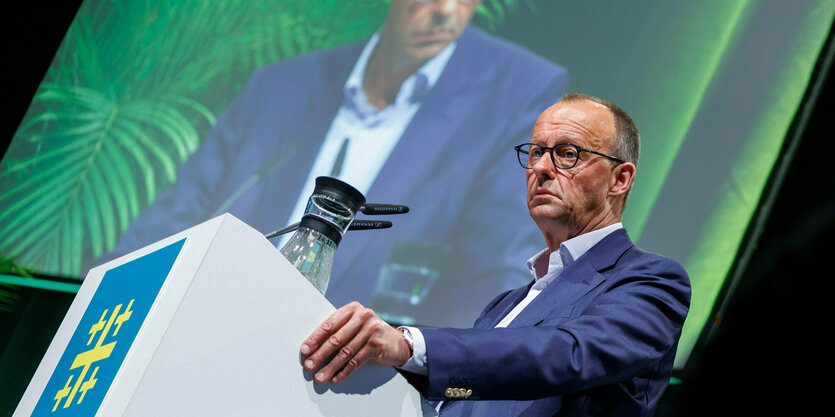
2;2;832;415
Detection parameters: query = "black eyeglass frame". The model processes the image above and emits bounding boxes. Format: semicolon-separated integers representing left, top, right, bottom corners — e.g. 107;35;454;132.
514;142;625;170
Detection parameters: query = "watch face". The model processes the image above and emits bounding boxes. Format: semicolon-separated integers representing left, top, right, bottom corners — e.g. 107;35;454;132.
399;327;414;351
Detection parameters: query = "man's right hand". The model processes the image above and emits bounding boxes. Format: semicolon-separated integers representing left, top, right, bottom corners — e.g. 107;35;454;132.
300;302;412;384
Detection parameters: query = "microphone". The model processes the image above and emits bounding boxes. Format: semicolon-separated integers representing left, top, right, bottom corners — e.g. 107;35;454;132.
348;220;392;230
264;222;299;240
264;219;393;240
359;203;410;215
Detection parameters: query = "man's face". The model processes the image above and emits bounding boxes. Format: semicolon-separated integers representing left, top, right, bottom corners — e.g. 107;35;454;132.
384;0;480;62
526;100;619;238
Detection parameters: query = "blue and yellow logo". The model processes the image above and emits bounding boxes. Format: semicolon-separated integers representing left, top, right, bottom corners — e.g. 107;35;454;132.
32;239;185;416
51;299;134;411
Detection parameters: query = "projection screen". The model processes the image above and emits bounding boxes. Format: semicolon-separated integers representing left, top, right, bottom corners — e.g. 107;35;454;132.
1;0;833;370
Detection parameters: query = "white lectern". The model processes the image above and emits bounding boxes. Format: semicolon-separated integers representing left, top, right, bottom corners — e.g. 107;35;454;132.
14;214;435;416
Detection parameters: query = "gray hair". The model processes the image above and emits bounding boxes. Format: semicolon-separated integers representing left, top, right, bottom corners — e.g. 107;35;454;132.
560;93;640;209
561;93;640;168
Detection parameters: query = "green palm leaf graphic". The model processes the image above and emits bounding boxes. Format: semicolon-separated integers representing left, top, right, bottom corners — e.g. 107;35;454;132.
1;84;212;274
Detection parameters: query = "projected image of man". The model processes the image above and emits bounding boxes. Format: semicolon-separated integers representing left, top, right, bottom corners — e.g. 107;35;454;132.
107;0;569;327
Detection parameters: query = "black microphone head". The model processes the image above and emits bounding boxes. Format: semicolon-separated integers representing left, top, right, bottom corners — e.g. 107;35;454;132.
360;203;410;215
348;220;393;230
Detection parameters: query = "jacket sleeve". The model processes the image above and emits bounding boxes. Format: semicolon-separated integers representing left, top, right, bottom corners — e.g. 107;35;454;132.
418;254;690;401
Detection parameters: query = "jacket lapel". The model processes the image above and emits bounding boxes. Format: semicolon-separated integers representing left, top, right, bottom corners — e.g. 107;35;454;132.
329;28;492;281
507;229;634;328
253;42;363;232
478;284;533;328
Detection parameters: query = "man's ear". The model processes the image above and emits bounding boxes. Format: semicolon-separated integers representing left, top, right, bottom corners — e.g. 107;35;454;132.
609;162;636;198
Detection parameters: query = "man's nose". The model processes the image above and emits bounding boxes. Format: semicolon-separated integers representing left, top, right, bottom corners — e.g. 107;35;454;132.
530;154;556;179
433;0;459;17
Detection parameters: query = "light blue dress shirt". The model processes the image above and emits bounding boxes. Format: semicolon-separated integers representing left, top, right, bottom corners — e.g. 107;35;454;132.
279;32;456;246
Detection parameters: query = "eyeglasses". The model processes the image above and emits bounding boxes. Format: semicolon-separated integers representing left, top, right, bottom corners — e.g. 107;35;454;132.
514;143;625;170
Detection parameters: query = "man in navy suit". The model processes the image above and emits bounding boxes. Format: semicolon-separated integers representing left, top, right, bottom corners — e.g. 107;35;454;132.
107;0;567;326
301;94;691;416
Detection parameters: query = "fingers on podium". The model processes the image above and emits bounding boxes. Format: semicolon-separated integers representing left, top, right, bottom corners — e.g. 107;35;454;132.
300;302;377;382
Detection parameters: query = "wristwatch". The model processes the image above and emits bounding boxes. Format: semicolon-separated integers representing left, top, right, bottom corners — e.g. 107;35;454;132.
397;326;414;356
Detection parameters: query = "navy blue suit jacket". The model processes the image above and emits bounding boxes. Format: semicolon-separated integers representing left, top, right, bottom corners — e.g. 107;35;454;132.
106;27;568;326
416;229;690;416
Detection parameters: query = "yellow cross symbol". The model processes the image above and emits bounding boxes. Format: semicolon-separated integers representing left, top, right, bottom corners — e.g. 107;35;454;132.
52;299;134;412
